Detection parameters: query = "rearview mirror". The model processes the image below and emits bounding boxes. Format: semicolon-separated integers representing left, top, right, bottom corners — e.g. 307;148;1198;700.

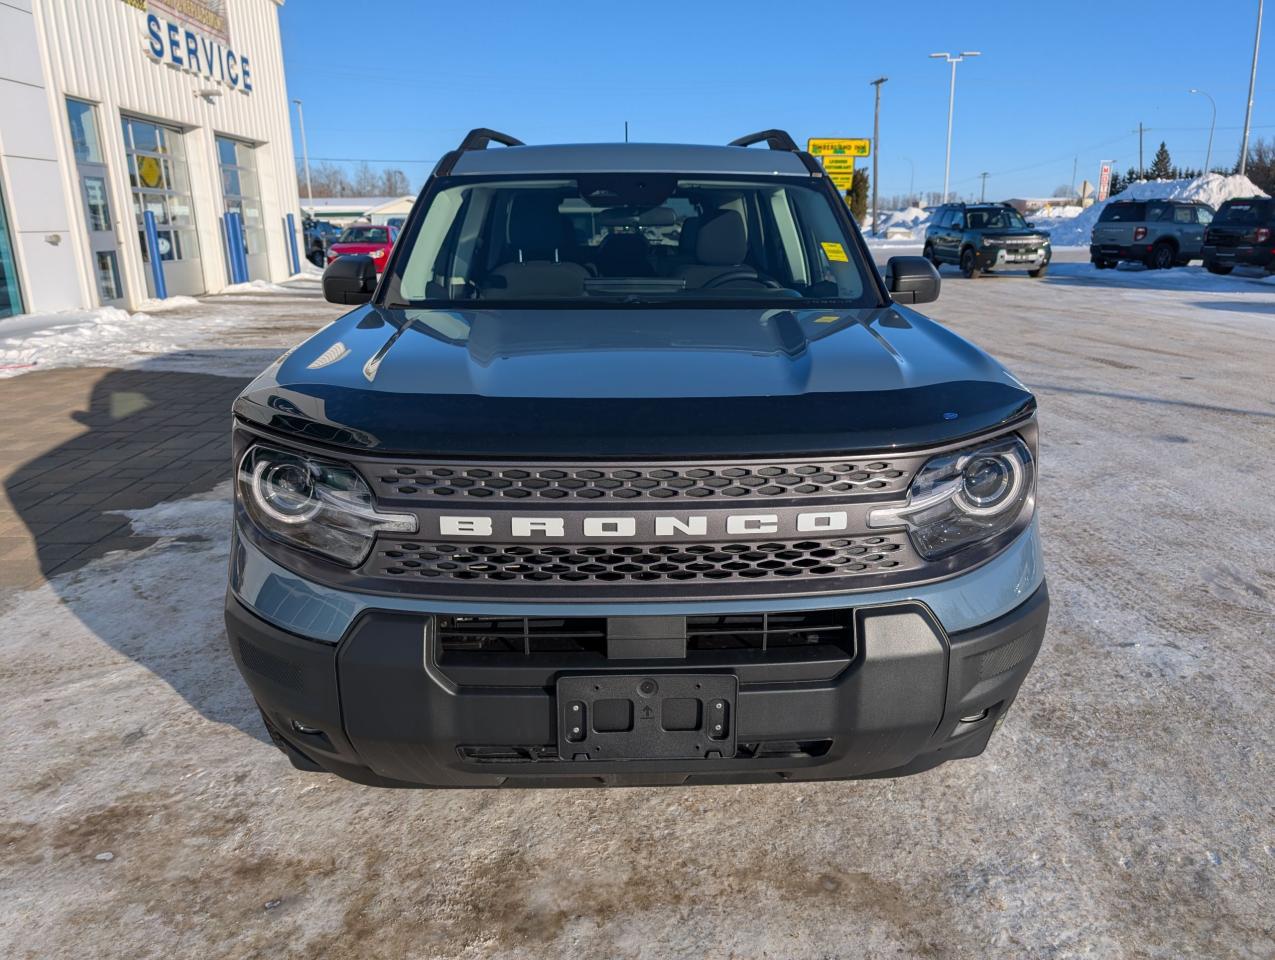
884;256;940;305
323;255;378;305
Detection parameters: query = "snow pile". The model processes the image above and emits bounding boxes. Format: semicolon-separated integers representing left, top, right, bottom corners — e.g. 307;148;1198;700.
0;306;172;375
1035;173;1269;245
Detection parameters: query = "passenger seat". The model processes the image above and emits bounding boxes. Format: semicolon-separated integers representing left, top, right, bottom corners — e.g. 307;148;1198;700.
482;195;589;299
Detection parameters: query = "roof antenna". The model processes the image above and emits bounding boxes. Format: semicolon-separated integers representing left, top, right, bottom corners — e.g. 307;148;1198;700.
624;120;629;143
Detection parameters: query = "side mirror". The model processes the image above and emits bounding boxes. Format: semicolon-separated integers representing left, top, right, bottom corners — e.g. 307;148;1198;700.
1027;221;1036;228
884;256;940;305
323;255;378;305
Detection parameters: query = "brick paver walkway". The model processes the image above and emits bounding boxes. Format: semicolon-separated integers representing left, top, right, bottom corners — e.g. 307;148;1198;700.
0;367;249;589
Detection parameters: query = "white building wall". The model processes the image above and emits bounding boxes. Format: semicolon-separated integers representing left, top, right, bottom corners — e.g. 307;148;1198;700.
0;0;84;313
4;0;300;313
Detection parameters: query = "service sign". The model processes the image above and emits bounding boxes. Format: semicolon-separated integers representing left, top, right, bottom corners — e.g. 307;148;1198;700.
137;0;254;94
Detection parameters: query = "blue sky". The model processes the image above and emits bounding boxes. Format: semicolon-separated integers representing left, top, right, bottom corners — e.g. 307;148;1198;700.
279;0;1271;201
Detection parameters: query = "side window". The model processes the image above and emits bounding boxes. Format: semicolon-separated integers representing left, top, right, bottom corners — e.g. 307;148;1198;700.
951;210;966;230
1147;202;1168;222
1195;207;1213;225
1172;206;1194;224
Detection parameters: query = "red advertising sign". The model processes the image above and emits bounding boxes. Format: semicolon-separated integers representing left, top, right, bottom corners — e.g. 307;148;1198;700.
1097;163;1113;202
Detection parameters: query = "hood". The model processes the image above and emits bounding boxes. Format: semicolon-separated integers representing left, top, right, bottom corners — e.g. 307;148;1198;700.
234;305;1035;458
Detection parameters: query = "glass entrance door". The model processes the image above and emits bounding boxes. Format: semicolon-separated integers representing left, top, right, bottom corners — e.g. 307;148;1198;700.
0;175;22;319
216;136;269;281
66;99;124;307
121;115;204;297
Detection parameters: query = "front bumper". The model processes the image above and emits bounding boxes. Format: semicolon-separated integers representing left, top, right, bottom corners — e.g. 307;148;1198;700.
977;244;1049;270
226;548;1049;787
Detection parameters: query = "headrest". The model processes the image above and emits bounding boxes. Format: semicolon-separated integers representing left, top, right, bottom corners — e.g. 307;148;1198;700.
696;210;747;266
508;194;564;255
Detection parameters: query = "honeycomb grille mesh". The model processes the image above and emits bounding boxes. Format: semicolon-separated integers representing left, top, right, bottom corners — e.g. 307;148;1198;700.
370;460;910;501
369;536;912;586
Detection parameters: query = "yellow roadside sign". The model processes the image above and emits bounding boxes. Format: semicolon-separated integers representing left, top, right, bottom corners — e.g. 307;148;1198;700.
807;137;871;157
827;171;856;189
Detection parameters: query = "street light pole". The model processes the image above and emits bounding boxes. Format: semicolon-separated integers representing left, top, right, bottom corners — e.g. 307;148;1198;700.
1239;0;1264;177
979;172;989;202
1189;88;1217;174
869;77;887;236
292;98;313;215
930;52;980;203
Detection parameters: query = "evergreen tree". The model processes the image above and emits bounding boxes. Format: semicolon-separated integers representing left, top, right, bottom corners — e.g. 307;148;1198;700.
1149;141;1173;180
1107;169;1125;196
846;169;869;224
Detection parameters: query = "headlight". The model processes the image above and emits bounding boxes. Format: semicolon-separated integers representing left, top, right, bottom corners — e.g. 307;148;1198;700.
369;249;385;258
868;435;1034;560
237;445;416;566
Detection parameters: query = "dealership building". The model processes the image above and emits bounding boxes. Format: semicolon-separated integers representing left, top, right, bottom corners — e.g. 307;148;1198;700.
0;0;303;319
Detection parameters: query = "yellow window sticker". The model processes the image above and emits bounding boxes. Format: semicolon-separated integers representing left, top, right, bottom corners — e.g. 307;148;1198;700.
814;314;840;324
821;241;849;263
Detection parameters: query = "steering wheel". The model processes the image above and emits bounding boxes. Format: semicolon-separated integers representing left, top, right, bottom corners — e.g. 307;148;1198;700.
702;270;783;290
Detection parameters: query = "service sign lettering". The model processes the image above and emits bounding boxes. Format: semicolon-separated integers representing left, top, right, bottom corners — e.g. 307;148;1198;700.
144;12;253;93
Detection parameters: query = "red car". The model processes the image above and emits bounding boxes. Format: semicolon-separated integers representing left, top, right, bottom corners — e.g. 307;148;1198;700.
325;224;399;272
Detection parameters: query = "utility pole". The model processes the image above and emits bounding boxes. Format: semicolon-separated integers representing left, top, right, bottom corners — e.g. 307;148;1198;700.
1137;122;1147;178
929;51;981;202
624;120;629;143
869;76;887;235
292;99;313;215
1239;0;1264;177
1190;89;1217;174
1069;155;1078;198
979;171;989;202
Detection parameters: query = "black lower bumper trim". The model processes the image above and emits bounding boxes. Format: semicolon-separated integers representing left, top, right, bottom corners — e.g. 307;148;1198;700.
225;582;1049;788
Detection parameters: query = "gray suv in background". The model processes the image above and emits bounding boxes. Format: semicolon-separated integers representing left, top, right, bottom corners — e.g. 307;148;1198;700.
1089;199;1214;270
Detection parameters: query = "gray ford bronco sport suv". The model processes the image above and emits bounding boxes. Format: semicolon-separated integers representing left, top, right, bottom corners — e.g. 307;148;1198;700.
1089;198;1214;270
226;129;1049;788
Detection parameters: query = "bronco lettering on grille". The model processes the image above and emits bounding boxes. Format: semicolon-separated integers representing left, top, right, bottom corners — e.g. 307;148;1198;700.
436;510;854;540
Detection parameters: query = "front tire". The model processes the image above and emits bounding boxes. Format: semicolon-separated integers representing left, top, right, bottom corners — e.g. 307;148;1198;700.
923;243;940;268
1092;258;1115;270
1029;263;1048;278
960;247;980;279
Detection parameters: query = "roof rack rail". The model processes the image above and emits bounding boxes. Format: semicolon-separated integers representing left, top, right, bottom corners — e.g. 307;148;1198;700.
728;129;801;152
728;129;824;177
433;127;525;177
457;127;525;151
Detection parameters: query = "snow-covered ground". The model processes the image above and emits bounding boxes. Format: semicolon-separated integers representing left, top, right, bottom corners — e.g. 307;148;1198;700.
0;274;331;378
2;261;1272;958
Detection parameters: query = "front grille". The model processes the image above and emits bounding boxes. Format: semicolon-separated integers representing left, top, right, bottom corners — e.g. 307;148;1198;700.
374;535;912;586
437;610;849;655
371;458;911;501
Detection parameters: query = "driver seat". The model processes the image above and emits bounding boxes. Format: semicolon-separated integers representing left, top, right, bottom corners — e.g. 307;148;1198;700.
675;210;762;288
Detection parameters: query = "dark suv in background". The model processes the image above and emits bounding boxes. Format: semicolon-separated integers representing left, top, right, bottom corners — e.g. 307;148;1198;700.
923;203;1051;279
1203;197;1275;275
1089;199;1214;270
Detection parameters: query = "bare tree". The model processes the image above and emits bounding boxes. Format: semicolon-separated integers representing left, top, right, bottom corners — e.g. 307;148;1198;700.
298;160;354;198
351;161;382;196
381;168;411;195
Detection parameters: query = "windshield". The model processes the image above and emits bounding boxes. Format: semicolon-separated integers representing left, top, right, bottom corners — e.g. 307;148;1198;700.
1215;199;1272;224
384;175;877;307
965;207;1029;230
338;226;388;243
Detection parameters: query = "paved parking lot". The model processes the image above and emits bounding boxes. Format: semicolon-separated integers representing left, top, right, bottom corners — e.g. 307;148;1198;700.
1;264;1272;959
